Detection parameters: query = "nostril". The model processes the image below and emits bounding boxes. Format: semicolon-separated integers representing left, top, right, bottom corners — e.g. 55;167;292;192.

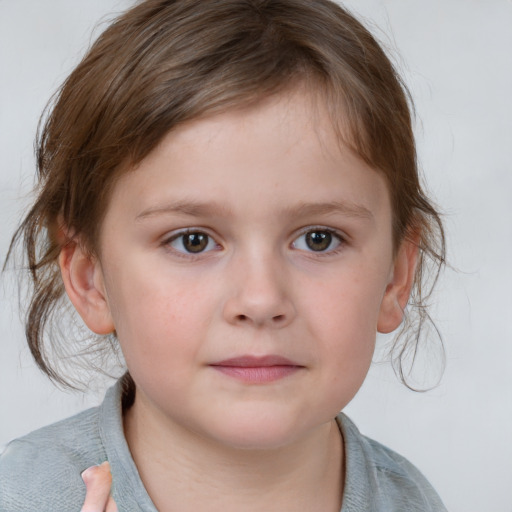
236;314;248;321
273;315;285;322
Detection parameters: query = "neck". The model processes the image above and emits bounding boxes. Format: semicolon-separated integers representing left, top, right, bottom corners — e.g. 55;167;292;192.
124;393;344;512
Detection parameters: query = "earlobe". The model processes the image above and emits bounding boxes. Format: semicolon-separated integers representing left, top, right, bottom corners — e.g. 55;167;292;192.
377;237;419;334
59;240;115;335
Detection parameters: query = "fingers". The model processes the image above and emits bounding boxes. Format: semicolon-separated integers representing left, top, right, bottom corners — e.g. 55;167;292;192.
81;461;118;512
106;495;119;512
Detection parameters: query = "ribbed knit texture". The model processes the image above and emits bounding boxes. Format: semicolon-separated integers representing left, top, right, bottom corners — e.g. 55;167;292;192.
0;380;447;511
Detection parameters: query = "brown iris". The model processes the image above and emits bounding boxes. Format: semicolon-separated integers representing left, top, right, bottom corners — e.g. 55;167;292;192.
305;231;332;251
182;232;209;253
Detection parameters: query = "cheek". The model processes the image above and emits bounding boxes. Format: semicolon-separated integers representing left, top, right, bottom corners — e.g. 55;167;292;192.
298;263;386;398
302;263;386;339
104;268;217;376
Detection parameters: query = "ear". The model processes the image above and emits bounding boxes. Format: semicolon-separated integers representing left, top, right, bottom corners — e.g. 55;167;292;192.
377;235;419;334
59;239;115;335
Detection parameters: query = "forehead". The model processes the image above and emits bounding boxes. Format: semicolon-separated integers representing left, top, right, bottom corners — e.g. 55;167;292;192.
105;89;391;230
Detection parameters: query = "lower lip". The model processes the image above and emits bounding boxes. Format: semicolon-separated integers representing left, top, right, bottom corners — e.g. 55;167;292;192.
211;365;301;383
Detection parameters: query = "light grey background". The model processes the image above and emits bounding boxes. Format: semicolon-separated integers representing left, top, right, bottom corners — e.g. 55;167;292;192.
1;2;511;511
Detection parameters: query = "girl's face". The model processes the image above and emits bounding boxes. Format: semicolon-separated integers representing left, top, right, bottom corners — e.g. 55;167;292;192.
70;90;414;450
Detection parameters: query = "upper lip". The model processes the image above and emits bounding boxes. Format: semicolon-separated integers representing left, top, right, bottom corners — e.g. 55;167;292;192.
210;355;302;367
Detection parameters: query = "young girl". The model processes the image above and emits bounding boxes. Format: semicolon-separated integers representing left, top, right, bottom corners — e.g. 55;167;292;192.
0;0;447;510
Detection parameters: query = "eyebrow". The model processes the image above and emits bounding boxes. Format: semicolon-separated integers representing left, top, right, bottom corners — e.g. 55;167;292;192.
135;200;231;221
135;199;373;222
285;201;374;221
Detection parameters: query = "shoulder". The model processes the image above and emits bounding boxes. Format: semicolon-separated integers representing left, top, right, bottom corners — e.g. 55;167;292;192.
337;413;447;512
0;406;105;512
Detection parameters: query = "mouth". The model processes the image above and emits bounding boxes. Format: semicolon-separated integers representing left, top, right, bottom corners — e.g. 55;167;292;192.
209;355;304;384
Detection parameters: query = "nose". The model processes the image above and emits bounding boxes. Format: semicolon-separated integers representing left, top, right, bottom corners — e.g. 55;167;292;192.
222;253;296;329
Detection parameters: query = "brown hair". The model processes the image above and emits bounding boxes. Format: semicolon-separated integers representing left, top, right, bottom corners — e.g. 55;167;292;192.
6;0;445;389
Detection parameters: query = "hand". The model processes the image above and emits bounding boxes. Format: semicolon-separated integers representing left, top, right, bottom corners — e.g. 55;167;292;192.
81;461;118;512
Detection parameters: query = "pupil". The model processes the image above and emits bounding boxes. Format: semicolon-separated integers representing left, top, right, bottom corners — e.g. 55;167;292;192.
184;233;207;253
306;231;331;251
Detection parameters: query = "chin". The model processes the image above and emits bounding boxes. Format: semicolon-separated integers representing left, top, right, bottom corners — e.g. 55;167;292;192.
204;410;311;451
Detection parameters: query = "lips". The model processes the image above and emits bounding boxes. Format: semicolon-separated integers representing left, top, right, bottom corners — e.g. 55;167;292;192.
210;355;303;383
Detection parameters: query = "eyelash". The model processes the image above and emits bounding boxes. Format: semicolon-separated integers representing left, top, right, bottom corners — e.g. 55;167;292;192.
162;229;220;258
291;227;346;256
161;227;346;258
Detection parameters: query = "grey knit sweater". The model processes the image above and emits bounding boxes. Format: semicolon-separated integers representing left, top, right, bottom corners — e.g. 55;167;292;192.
0;380;447;511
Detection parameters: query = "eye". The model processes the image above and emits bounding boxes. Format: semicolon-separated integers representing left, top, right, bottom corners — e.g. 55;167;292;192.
292;228;343;253
167;231;218;254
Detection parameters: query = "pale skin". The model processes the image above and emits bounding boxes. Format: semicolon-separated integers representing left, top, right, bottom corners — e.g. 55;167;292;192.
63;88;419;511
80;463;117;512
